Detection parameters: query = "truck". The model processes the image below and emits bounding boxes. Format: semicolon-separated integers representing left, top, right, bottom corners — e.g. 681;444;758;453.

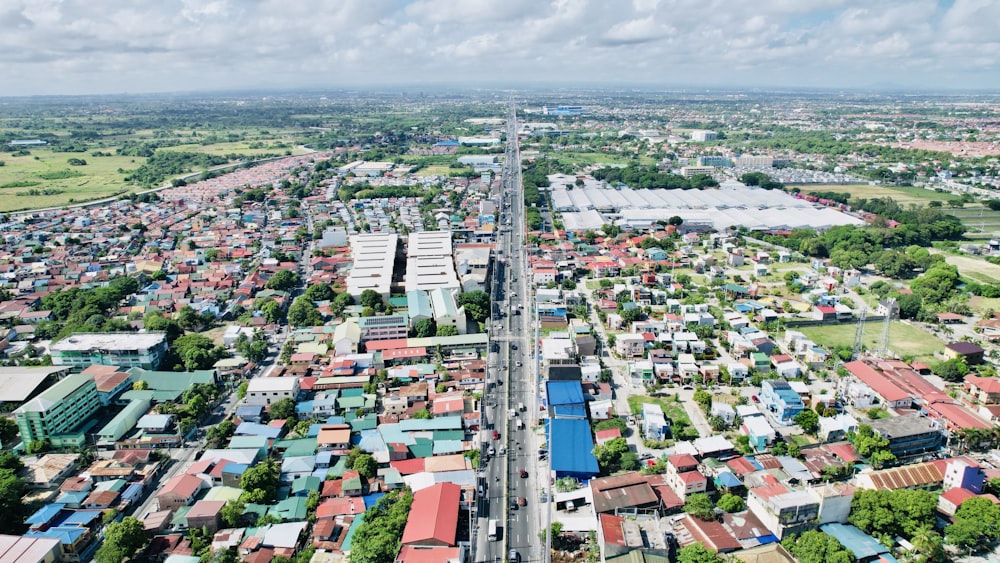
488;519;499;541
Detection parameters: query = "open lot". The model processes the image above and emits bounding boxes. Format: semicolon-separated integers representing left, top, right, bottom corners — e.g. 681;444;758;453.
798;321;944;364
935;252;1000;284
800;184;962;206
0;149;147;211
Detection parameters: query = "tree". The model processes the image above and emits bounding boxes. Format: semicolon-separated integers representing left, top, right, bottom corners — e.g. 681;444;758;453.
935;357;969;383
354;454;377;479
94;517;146;563
907;525;945;563
206;420;236;449
236;381;249;400
288;296;322;327
413;318;437;338
348;489;414;563
304;283;335;302
693;389;712;413
172;333;225;371
716;493;745;513
782;530;853;563
269;398;297;421
946;496;1000;552
677;544;722;563
240;458;280;504
668;215;684;226
412;409;432;420
683;493;715;520
0;417;18;447
0;467;28;534
331;292;355;316
849;489;938;542
436;325;459;337
175;305;201;331
360;289;384;311
793;409;820;434
456;290;490;323
265;269;300;291
592;437;632;474
220;499;246;528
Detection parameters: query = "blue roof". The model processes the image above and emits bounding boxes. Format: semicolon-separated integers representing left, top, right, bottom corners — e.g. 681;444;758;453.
714;471;742;488
235;405;263;416
546;381;585;407
26;527;87;545
235;422;283;439
122;483;145;501
820;523;893;560
222;463;249;475
26;503;65;525
56;510;101;527
552;405;588;419
434;140;460;147
548;419;599;479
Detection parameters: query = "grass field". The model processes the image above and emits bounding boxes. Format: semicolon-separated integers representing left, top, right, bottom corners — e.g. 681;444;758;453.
798;321;944;364
798;184;963;206
627;395;692;428
938;253;1000;284
0;142;308;212
548;150;657;168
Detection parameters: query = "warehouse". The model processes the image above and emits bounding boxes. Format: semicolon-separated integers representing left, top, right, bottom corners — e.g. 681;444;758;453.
549;418;600;480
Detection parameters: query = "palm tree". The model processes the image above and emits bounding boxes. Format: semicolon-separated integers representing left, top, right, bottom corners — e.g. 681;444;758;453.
906;526;945;563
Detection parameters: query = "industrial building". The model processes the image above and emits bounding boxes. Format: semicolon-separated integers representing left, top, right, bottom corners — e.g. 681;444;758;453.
346;233;400;298
405;231;460;293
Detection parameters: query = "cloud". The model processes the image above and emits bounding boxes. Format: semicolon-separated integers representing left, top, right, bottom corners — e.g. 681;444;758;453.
0;0;996;95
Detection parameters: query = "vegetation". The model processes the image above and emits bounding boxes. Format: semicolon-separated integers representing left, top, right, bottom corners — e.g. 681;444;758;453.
240;458;281;503
849;489;937;545
592;436;638;474
945;496;1000;553
0;453;28;534
94;517;147;563
348;489;414;563
781;530;853;563
682;493;715;520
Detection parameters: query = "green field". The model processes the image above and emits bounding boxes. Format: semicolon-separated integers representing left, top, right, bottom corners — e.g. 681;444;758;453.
939;253;1000;284
799;184;963;206
0;150;148;211
798;321;944;364
627;395;692;428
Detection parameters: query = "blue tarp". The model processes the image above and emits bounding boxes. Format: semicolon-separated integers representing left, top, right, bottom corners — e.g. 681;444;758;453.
548;419;599;480
820;523;895;561
546;381;585;407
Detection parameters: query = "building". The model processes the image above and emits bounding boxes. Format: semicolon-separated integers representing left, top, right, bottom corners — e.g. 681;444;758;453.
429;288;466;335
945;342;985;365
244;377;300;407
549;418;600;480
679;166;715;178
666;454;707;501
359;314;410;344
641;403;670;441
405;232;460;294
13;373;101;448
615;334;646;360
0;366;72;413
747;484;819;540
589;473;661;515
400;483;460;547
50;332;168;370
689;130;717;142
346;234;399;299
760;380;805;424
869;415;943;458
0;534;64;562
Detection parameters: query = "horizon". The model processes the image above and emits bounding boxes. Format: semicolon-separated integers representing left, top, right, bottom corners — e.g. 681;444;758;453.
2;0;999;97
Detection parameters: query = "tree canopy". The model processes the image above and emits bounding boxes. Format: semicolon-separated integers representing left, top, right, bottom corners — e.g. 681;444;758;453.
94;517;146;563
265;269;300;291
849;489;937;544
348;489;414;563
781;530;853;563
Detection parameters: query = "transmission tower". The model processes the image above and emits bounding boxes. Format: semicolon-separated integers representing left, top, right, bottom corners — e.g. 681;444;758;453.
853;306;867;359
879;298;896;357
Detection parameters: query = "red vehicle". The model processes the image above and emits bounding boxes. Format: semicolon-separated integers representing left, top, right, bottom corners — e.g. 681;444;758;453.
751;395;760;403
520;469;528;478
493;430;500;440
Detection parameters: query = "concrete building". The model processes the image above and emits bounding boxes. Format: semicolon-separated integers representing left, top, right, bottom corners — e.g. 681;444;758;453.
14;373;101;448
869;415;943;458
359;314;410;344
429;288;466;335
747;485;819;540
641;403;670;441
690;130;717;142
346;234;399;299
0;534;64;562
50;332;168;370
760;380;805;424
244;377;300;407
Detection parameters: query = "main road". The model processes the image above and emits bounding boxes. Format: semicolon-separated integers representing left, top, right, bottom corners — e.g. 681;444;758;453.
475;101;540;563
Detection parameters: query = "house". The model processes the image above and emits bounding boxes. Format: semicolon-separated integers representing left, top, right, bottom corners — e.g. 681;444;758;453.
965;374;1000;405
759;380;805;424
746;481;819;540
186;500;225;533
666;454;707;500
244;377;299;407
589;473;662;515
944;342;985;365
401;483;460;547
818;414;859;443
316;424;352;452
157;474;206;510
615;334;646;359
641;403;670;441
741;416;775;451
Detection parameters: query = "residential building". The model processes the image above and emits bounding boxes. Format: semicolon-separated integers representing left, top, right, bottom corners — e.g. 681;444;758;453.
741;416;775;451
14;373;101;448
641;403;670;441
244;377;300;407
359;314;410;344
666;454;707;500
0;534;64;563
747;483;819;540
50;332;168;370
760;380;805;424
615;334;645;359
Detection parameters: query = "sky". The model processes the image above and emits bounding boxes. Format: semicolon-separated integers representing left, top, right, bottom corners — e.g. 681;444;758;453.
2;0;999;96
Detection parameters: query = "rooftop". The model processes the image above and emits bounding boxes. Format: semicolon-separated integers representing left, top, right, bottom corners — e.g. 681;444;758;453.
51;332;166;352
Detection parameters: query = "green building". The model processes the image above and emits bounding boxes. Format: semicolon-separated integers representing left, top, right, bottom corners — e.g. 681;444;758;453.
13;372;101;448
50;332;169;370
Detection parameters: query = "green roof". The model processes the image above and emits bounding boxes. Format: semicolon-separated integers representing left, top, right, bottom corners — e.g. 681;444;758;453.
15;372;95;413
268;496;308;521
350;414;378;432
128;368;216;391
291;476;321;494
96;398;151;441
327;457;348;478
274;437;317;457
408;437;434;458
171;506;192;527
432;430;465;441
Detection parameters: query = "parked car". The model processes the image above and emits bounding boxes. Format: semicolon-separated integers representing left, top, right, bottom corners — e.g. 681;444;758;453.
751;395;760;403
493;430;500;440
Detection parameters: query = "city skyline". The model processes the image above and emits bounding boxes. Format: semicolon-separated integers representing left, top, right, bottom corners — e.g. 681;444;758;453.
2;0;999;96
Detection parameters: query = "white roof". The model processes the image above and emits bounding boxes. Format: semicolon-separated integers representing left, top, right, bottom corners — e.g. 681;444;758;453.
262;521;309;549
247;377;298;393
0;366;69;403
346;233;398;296
52;332;166;352
743;416;775;436
693;435;735;455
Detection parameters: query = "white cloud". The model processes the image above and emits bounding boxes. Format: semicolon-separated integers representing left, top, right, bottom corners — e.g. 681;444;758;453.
0;0;996;95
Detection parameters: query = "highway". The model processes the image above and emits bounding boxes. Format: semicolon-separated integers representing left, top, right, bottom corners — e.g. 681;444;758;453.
475;101;540;563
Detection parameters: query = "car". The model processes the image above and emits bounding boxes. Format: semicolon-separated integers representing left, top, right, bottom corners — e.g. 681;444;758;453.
493;430;500;440
518;496;527;507
499;446;506;455
515;361;522;367
488;446;495;456
510;500;518;510
509;550;521;563
520;469;528;478
511;343;518;350
751;395;760;403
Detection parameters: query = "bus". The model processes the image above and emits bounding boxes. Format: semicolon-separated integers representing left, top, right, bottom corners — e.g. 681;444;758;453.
487;519;499;541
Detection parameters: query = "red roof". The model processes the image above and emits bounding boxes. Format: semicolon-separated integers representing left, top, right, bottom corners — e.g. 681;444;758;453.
401;483;460;546
384;347;427;360
668;454;699;470
940;487;975;508
966;374;1000;394
679;471;707;484
825;442;860;463
844;360;911;403
726;457;757;475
